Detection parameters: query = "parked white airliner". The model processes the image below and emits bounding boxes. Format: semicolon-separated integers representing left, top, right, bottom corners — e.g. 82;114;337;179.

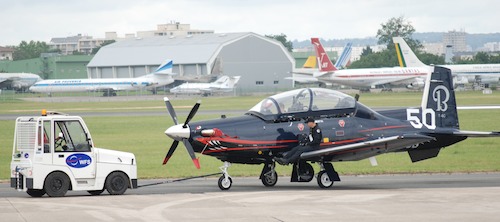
170;75;241;96
0;73;42;92
30;60;175;96
310;38;432;89
394;37;500;86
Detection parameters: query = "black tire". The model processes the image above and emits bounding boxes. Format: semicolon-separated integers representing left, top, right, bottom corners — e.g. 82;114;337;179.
298;162;314;182
105;172;129;195
317;170;334;188
88;189;105;196
218;175;232;190
27;189;46;197
261;171;278;187
44;172;70;197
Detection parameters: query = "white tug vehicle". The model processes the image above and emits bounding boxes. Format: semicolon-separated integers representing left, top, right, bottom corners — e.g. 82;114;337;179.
10;110;137;197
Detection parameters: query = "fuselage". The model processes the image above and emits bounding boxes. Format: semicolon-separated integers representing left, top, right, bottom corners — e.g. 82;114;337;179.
170;87;461;165
29;74;173;93
0;73;42;91
170;83;212;94
318;67;431;88
184;103;462;165
442;64;500;84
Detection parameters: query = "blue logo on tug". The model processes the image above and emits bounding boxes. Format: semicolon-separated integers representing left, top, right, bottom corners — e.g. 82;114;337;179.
66;154;92;168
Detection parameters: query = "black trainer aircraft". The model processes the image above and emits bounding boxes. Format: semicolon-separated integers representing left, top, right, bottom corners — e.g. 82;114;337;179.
162;66;500;190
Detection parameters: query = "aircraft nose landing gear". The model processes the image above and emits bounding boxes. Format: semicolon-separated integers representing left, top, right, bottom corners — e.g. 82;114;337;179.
218;161;232;190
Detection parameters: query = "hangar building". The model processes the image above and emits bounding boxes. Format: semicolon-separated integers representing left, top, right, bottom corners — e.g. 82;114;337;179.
87;32;295;93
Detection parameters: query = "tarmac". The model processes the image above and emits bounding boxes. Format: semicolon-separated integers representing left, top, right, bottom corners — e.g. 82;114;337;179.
2;173;500;222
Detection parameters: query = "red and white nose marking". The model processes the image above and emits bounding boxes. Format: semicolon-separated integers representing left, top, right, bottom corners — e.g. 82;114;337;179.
165;124;191;141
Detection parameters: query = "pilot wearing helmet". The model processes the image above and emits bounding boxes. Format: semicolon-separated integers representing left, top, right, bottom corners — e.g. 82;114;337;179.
260;99;274;115
275;117;322;165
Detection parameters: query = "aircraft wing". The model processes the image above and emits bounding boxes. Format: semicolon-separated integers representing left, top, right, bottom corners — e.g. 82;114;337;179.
285;74;318;83
0;76;19;84
300;134;434;160
0;77;17;88
369;76;419;87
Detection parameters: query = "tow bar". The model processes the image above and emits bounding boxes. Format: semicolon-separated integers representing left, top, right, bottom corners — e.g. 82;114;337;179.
137;172;222;188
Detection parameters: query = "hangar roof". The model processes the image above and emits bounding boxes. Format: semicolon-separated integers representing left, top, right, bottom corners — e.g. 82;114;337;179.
87;32;279;67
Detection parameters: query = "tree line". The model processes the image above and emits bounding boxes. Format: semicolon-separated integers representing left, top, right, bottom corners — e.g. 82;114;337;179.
6;40;115;61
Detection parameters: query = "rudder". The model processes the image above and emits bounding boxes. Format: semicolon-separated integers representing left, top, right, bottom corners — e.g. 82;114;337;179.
421;66;459;129
311;38;337;72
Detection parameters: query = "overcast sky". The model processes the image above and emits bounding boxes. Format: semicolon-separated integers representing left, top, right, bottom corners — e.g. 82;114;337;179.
1;0;499;46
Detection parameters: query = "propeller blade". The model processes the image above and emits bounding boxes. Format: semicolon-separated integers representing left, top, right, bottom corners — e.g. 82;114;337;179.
183;139;200;169
183;100;201;128
163;140;179;165
164;97;178;125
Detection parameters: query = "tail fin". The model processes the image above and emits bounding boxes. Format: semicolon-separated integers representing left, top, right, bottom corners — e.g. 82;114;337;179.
154;60;174;74
213;76;229;85
302;55;317;68
212;76;241;88
393;37;427;67
421;66;459;129
334;42;352;69
227;76;241;88
311;38;337;72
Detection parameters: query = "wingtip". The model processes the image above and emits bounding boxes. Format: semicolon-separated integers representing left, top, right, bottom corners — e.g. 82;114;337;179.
164;97;169;102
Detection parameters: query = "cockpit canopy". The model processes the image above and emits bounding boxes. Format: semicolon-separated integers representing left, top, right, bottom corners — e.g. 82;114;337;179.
248;88;356;117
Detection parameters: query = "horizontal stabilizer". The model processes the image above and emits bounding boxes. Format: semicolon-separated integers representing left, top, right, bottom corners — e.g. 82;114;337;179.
453;130;500;137
285;74;318;83
312;71;328;78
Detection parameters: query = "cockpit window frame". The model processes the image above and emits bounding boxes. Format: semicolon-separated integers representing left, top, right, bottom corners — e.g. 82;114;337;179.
246;88;357;122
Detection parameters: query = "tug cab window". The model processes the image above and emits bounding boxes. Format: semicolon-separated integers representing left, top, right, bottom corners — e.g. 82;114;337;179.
42;121;51;153
54;120;91;152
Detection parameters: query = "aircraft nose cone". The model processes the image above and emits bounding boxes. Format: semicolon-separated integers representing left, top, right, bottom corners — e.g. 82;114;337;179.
165;124;191;140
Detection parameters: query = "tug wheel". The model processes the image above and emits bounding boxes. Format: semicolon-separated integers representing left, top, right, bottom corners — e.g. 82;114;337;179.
44;172;70;197
105;172;128;195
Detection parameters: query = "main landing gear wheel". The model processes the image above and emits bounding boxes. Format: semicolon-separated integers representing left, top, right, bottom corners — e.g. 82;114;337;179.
260;162;278;187
298;162;314;182
317;170;334;188
218;175;232;190
261;170;278;187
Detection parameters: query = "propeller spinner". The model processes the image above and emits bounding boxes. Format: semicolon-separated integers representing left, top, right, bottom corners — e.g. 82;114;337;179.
163;97;201;169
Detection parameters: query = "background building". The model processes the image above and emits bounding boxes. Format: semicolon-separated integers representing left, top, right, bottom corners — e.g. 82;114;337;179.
443;30;468;53
137;22;214;38
87;32;294;93
49;22;213;55
0;46;14;61
0;54;91;79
